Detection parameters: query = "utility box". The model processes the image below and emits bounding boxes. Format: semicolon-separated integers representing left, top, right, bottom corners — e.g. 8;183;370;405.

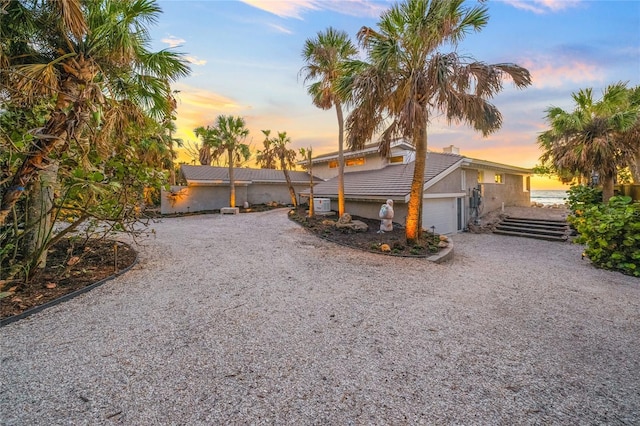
314;198;331;213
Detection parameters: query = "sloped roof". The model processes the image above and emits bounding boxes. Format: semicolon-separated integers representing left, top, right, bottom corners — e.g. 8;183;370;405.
306;152;463;201
308;138;414;164
181;165;314;185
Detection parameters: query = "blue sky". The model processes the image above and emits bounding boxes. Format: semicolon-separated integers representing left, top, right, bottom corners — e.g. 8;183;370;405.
150;0;640;189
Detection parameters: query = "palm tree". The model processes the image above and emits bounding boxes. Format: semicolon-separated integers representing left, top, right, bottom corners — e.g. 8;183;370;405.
538;82;639;201
300;27;358;217
271;131;299;206
0;0;190;226
256;130;277;169
343;0;531;244
206;115;251;208
300;147;314;216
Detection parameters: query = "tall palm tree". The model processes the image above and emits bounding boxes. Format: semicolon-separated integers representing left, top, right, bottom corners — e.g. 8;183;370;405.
538;82;639;201
344;0;531;244
256;130;277;169
300;27;358;217
206;115;251;208
300;147;314;216
0;0;190;226
271;131;299;207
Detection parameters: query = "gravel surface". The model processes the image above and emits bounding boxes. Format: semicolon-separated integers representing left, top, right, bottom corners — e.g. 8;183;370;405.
1;208;639;425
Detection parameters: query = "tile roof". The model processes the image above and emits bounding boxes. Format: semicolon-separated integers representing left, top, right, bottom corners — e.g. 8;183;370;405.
181;165;314;185
307;152;463;201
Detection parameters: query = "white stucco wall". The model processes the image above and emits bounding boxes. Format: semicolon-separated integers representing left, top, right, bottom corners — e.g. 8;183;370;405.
161;183;311;214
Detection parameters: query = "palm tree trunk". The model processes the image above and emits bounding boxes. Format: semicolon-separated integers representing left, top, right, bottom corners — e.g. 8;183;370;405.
281;159;298;207
308;154;314;217
0;110;68;227
336;101;345;216
23;163;58;270
632;150;640;184
602;173;615;202
406;123;427;245
228;149;235;207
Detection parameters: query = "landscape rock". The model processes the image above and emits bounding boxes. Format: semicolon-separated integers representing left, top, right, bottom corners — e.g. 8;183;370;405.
337;213;352;224
335;219;368;232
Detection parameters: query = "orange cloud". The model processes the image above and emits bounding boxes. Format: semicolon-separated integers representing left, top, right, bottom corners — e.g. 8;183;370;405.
172;84;244;142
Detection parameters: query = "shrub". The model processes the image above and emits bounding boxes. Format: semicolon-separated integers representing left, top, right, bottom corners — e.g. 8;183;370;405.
569;196;640;277
566;185;602;216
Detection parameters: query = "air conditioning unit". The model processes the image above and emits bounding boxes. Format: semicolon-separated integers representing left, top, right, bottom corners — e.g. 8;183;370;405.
314;198;331;213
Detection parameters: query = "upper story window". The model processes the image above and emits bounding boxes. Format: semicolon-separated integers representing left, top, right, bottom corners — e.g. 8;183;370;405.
389;155;404;164
346;157;365;167
328;160;338;168
494;173;504;184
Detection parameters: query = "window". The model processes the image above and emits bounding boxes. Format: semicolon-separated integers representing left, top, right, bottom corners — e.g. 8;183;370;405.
389;155;404;164
524;176;530;192
346;157;365;167
461;170;467;190
477;171;484;183
494;173;504;184
328;160;338;168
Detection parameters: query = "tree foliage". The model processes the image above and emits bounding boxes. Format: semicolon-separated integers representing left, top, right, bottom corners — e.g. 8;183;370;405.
341;0;531;244
194;116;251;207
300;27;358;216
538;83;640;200
569;196;640;277
0;0;190;281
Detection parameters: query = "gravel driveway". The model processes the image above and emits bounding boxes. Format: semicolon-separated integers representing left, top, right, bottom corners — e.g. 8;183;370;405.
1;209;639;425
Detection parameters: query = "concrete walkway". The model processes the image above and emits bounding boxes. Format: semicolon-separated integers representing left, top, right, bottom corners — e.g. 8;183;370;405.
1;209;638;424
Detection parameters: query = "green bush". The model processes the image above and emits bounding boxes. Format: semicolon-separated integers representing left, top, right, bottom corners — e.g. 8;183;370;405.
565;184;602;216
569;196;640;276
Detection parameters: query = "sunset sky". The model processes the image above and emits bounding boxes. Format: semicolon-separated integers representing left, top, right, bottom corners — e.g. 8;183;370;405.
149;0;640;190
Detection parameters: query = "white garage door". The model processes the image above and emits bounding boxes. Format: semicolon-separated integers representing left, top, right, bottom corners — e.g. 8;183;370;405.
422;198;457;235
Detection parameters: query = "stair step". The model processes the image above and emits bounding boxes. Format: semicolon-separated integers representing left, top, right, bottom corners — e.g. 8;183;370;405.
500;220;568;230
493;229;568;241
503;218;568;228
495;224;568;236
506;216;568;224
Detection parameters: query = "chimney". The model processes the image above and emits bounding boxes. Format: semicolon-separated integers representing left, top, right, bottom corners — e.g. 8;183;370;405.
442;145;460;155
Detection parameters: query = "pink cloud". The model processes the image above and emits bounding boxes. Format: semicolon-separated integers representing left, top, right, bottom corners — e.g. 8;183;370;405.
520;58;604;88
239;0;387;19
503;0;582;14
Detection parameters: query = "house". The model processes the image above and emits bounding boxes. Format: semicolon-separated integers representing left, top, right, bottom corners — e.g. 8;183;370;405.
301;142;531;235
160;165;315;214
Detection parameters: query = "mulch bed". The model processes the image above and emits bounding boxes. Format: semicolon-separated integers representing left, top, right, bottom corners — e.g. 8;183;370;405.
1;238;136;321
288;208;442;257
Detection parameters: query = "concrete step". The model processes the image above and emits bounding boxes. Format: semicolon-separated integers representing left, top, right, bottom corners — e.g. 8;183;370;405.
502;218;568;228
506;216;568;224
493;216;570;242
493;229;568;242
495;224;568;237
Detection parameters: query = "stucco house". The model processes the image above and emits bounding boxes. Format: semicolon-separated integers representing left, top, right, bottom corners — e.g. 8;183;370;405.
160;165;315;214
301;141;532;235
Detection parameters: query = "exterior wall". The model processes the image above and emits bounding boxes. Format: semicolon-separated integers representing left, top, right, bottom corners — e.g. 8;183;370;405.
313;154;387;180
427;169;465;193
248;183;310;205
341;199;408;225
161;185;232;214
479;173;530;215
161;183;309;214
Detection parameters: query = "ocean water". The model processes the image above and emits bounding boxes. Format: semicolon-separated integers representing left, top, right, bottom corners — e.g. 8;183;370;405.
531;189;568;206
